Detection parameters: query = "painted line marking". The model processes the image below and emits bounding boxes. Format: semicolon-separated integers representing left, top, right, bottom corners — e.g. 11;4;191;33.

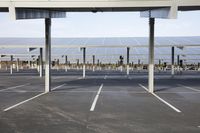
78;77;83;79
3;84;65;112
177;84;200;92
139;84;181;113
198;126;200;128
90;84;104;111
52;84;66;91
0;83;30;92
104;75;107;79
3;92;47;112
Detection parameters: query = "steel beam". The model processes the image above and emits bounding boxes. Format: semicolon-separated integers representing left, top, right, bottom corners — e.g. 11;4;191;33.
45;18;51;93
39;48;43;77
65;55;68;72
92;55;95;72
148;18;155;93
127;47;130;75
10;55;13;74
83;47;86;78
171;46;175;76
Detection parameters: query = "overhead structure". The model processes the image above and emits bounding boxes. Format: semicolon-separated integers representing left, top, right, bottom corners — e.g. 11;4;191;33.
1;0;200;93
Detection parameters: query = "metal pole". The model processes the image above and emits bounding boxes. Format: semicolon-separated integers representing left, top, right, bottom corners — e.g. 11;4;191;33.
171;47;175;76
148;18;155;93
37;56;39;72
83;47;86;78
177;55;180;73
65;55;68;72
10;55;13;74
127;47;130;75
92;55;95;72
0;57;1;70
45;18;51;93
16;58;19;72
40;48;43;77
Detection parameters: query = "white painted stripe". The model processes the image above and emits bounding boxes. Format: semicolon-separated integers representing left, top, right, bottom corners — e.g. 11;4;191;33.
177;84;200;92
1;91;43;93
2;91;199;94
0;83;30;92
90;84;103;111
104;75;107;79
51;84;66;91
139;84;181;113
138;84;148;92
3;84;66;112
3;92;47;112
198;126;200;128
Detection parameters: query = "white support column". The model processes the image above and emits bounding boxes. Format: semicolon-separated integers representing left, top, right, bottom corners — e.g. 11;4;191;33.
45;18;51;93
127;47;130;75
148;18;155;93
10;55;13;74
28;60;31;69
83;47;86;78
92;55;95;72
40;48;43;77
16;58;19;72
56;59;59;71
171;46;175;77
65;55;68;72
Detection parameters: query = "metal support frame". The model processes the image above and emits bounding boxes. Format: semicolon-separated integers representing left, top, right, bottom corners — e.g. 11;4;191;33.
45;18;51;93
10;55;13;74
127;47;130;75
177;54;180;73
65;55;68;72
16;58;19;72
148;18;155;93
92;55;95;72
77;59;79;70
39;48;43;77
171;46;175;76
83;47;86;78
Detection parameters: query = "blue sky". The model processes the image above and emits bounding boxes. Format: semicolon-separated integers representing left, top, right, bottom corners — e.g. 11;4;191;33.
0;11;199;37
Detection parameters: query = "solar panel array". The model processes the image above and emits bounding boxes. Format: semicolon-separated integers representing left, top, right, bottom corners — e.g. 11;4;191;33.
0;37;200;64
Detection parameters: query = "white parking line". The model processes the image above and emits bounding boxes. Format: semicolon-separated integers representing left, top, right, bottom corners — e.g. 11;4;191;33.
3;92;47;112
0;83;30;92
139;84;181;113
177;84;200;92
52;84;66;91
90;84;104;111
3;84;66;112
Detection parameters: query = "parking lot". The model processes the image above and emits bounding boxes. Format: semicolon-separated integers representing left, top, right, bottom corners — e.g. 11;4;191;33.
0;69;199;133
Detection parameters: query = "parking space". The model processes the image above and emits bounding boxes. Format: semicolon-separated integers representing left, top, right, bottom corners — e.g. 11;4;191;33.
0;70;200;133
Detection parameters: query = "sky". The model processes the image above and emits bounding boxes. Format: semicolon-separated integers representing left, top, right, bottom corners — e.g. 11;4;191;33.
0;11;200;37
